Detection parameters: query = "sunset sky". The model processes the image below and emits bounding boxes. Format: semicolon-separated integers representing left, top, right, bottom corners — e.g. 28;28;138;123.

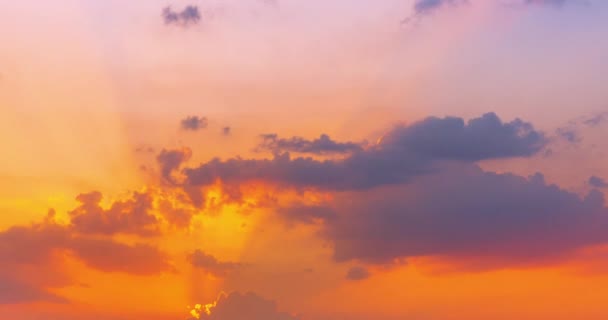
1;0;608;319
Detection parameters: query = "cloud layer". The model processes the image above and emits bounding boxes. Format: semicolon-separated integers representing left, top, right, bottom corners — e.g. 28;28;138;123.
181;113;547;192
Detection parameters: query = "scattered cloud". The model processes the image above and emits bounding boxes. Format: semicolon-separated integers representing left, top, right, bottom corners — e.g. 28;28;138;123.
589;176;608;189
222;126;232;136
556;127;580;143
163;5;201;27
181;116;209;131
583;112;608;127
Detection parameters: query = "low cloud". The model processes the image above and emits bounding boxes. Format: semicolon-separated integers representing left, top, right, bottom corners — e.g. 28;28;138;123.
556;127;580;143
0;212;173;303
189;250;244;277
182;113;547;192
68;191;160;237
190;292;300;320
257;133;363;155
163;5;201;26
157;147;192;183
181;116;209;131
323;165;608;268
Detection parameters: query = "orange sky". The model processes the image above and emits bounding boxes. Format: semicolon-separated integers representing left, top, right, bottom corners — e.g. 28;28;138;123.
1;1;608;319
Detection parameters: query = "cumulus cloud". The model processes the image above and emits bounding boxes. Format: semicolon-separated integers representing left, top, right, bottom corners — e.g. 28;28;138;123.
163;5;201;26
256;133;363;155
346;266;370;281
384;112;546;160
181;116;209;131
0;212;173;303
181;113;546;192
189;250;244;277
68;191;160;237
589;176;608;189
190;292;299;320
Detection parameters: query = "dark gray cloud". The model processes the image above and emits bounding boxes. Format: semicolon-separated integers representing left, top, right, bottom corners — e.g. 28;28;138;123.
192;292;300;320
257;134;363;155
182;113;546;192
162;5;201;26
181;116;209;131
589;176;608;189
322;164;608;267
346;266;370;281
383;112;546;161
189;250;244;277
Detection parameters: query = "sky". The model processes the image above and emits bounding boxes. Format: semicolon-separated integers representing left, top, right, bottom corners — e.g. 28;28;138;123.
1;0;608;319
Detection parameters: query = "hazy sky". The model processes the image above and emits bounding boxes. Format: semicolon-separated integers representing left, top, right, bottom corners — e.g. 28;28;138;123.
1;1;608;319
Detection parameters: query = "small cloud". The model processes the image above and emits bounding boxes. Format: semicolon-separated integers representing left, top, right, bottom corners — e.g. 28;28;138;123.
346;266;370;281
402;0;468;24
181;116;209;131
189;250;244;277
222;126;232;136
556;127;580;143
583;112;608;127
163;5;201;26
589;176;608;189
